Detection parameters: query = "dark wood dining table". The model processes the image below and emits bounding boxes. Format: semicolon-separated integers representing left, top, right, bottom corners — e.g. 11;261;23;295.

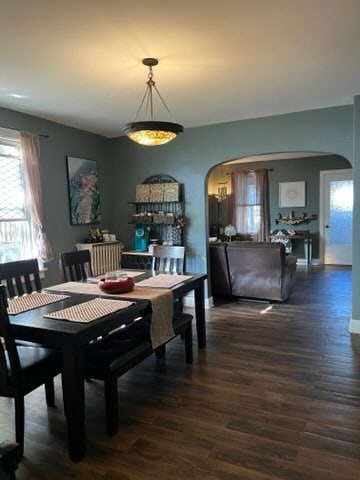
9;271;207;462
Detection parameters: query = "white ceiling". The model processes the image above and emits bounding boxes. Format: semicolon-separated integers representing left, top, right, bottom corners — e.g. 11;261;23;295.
1;0;360;138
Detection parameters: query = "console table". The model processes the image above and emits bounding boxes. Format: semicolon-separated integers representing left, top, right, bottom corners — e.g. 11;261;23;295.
270;232;312;264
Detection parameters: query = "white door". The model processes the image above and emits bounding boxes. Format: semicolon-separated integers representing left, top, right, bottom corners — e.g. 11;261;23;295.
320;169;353;265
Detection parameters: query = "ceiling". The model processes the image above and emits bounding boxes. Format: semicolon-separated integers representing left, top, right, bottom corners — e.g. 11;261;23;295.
1;0;360;138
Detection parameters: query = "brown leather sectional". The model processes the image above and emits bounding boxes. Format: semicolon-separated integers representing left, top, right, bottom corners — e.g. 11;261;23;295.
209;241;297;301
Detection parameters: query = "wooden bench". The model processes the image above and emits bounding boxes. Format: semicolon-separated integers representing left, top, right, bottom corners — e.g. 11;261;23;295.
84;312;193;435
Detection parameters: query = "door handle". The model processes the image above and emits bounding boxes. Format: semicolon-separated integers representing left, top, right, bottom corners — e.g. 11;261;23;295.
325;225;330;228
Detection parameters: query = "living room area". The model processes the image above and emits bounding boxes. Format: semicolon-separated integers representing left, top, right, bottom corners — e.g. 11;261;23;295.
207;152;353;304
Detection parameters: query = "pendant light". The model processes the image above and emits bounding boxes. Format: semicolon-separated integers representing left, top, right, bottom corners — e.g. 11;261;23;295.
122;58;183;146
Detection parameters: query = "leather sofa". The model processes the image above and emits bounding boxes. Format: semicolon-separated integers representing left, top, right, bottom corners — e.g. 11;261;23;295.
209;241;297;301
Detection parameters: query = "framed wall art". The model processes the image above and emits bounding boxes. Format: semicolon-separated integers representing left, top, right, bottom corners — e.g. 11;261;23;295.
66;156;100;225
279;181;306;208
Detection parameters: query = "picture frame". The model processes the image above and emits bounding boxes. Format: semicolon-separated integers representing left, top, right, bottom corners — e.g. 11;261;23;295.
279;181;306;208
66;156;101;225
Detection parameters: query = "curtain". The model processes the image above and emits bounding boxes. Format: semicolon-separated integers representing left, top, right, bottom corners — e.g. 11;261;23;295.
231;170;250;234
254;169;269;242
20;132;53;262
231;169;269;242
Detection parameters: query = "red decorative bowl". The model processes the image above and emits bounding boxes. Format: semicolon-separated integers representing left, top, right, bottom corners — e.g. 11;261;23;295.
98;276;134;294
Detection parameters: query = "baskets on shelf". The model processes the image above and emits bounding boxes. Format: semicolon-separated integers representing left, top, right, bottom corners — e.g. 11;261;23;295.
135;182;180;202
153;213;175;224
131;213;153;224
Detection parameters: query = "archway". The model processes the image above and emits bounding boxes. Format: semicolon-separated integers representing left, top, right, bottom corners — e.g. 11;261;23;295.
205;151;353;301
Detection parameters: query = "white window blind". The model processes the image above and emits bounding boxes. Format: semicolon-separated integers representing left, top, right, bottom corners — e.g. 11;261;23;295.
0;128;37;263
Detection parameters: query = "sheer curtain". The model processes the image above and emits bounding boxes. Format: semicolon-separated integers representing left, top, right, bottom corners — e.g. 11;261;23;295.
231;169;269;242
20;132;53;262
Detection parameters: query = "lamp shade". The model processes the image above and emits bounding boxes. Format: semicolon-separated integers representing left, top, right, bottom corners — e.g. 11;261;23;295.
122;121;184;146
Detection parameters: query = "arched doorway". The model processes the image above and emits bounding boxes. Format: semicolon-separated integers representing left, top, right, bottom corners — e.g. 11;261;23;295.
206;151;353;299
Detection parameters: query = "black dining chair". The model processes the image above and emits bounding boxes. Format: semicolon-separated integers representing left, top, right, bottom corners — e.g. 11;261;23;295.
0;286;62;456
59;250;93;282
0;259;42;298
0;259;48;349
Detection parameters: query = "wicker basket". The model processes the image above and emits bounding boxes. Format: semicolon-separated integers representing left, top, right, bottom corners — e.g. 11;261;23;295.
131;214;153;224
153;213;175;224
149;184;165;202
135;184;150;202
163;183;180;202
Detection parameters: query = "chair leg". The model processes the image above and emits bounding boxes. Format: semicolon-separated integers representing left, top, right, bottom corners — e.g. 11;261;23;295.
155;344;166;358
14;395;25;457
44;379;55;407
0;441;22;480
104;378;118;436
184;324;193;364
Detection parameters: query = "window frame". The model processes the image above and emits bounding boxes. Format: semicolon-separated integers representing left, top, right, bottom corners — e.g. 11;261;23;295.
0;129;38;264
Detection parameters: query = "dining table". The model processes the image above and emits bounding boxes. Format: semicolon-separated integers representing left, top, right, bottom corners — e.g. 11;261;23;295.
8;270;207;462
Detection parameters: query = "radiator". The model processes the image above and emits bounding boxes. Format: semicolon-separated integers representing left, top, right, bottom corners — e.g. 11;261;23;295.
75;242;121;276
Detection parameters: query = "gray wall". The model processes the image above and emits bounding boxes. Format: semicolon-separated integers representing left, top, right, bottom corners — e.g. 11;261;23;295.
1;104;357;315
109;105;354;286
0;106;112;286
208;155;351;259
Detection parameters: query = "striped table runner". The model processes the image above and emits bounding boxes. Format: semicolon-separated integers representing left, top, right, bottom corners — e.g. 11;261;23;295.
45;282;174;348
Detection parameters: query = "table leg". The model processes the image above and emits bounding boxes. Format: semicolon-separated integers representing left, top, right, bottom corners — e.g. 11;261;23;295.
194;281;206;349
304;237;312;265
62;346;85;462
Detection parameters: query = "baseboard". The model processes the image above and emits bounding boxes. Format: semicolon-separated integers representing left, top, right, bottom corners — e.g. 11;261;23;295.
183;293;213;309
348;317;360;334
296;258;321;266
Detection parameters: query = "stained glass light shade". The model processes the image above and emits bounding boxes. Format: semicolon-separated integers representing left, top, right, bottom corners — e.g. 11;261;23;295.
122;121;183;146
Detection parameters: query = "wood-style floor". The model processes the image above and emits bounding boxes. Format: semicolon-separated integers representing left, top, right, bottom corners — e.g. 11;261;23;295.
1;266;360;479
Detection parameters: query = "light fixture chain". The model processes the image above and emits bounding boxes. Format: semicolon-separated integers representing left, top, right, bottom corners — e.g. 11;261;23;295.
133;85;149;122
153;85;177;122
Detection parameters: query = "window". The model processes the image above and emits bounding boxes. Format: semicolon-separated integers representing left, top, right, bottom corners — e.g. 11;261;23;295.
231;169;269;241
0;129;37;263
233;172;260;234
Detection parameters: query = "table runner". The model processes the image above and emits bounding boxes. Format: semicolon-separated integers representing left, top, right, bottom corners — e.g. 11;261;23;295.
43;298;134;323
135;274;192;288
7;292;69;315
45;282;174;348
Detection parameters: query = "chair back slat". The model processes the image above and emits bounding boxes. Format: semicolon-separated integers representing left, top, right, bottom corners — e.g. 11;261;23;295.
0;259;41;298
151;246;185;274
59;250;93;282
0;286;21;392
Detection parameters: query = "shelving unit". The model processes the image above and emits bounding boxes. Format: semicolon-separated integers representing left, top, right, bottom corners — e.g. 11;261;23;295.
128;174;185;247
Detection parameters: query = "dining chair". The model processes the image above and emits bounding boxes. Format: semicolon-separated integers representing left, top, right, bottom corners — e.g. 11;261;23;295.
0;259;41;298
84;311;193;435
0;286;62;456
0;259;46;348
151;245;185;273
59;250;93;282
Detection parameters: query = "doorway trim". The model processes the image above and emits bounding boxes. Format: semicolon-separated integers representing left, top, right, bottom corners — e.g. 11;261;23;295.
319;168;353;265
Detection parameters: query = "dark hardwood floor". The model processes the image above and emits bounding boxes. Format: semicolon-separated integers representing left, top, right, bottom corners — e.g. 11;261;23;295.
1;266;360;479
